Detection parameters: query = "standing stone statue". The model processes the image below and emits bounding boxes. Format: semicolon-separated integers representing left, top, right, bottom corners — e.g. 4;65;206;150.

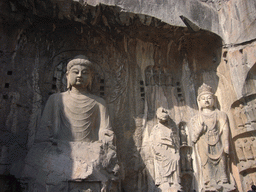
179;124;188;146
23;55;119;192
191;83;234;191
150;107;181;192
243;138;254;161
233;105;246;129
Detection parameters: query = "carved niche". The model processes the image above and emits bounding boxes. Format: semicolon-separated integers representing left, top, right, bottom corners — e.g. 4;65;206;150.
231;95;256;190
22;55;120;192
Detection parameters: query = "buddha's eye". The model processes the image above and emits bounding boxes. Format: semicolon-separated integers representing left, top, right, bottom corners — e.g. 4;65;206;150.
71;69;78;74
82;70;89;74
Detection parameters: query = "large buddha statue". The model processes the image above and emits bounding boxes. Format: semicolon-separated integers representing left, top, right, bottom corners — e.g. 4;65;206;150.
191;83;235;191
23;55;119;192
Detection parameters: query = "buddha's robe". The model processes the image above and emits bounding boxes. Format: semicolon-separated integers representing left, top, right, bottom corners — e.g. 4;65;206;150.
150;123;180;186
23;92;116;187
36;91;113;143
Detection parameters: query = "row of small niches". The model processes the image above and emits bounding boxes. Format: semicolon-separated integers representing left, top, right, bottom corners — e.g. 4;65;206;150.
3;71;13;99
139;80;184;101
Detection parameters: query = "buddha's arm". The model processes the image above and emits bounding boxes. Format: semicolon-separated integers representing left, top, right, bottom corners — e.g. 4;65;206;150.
191;116;204;144
222;113;230;154
98;99;114;145
34;94;56;143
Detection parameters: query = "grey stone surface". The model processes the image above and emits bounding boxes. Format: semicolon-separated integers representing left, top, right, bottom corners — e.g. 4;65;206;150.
219;0;256;44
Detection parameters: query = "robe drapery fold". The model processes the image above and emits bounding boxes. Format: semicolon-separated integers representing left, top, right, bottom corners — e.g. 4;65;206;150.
35;92;114;144
24;91;116;185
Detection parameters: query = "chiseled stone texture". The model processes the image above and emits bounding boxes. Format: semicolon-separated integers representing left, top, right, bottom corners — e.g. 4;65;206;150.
219;0;256;44
85;0;222;38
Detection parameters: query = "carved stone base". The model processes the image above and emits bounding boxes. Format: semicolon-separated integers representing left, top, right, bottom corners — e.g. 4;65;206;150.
158;182;182;192
21;179;120;192
69;181;101;192
204;183;236;192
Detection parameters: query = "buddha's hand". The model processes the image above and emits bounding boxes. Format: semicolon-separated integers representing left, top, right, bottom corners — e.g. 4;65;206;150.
224;145;229;154
101;130;114;145
49;138;58;146
192;122;205;144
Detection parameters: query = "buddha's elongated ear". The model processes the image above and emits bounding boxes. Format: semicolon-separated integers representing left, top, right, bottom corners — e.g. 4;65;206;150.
66;72;71;90
87;73;93;92
197;96;201;112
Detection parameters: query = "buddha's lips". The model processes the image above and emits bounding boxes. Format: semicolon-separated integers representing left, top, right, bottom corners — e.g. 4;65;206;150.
76;78;83;82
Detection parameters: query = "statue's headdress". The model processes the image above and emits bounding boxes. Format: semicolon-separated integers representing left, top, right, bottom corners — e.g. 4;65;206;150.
197;83;213;99
66;55;94;91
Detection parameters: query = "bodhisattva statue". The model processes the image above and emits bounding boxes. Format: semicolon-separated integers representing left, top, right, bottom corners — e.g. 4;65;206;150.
191;83;234;191
150;107;181;192
23;55;119;192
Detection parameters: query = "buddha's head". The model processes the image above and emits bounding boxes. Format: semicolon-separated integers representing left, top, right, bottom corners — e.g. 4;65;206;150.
156;107;169;123
197;83;215;111
66;55;94;91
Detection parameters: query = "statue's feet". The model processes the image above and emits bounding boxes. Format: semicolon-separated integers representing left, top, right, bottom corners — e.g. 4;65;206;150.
159;182;182;192
221;177;229;184
204;180;210;186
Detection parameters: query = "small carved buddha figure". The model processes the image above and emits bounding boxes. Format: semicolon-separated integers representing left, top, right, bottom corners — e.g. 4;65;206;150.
191;83;230;188
245;102;256;124
185;151;193;172
239;104;248;127
234;105;245;128
150;107;181;191
235;139;246;162
180;124;188;146
243;138;254;160
251;137;256;158
23;55;118;192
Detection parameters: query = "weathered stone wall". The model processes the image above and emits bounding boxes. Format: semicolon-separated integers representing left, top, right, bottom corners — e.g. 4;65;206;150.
0;0;255;191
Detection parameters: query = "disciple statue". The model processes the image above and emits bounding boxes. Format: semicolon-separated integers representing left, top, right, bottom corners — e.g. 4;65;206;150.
191;83;234;191
150;107;181;191
23;55;119;192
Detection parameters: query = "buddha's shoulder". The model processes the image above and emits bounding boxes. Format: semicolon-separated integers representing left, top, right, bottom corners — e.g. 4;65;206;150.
91;94;107;106
47;92;63;101
215;109;228;119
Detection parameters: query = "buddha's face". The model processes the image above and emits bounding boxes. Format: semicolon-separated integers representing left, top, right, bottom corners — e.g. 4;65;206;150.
156;108;169;122
67;64;92;89
199;93;214;109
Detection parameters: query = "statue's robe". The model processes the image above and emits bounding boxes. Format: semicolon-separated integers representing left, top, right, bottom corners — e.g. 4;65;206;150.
150;123;180;186
191;109;229;186
23;92;117;188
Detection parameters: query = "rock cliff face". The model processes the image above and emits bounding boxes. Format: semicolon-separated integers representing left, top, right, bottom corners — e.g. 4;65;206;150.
0;0;255;191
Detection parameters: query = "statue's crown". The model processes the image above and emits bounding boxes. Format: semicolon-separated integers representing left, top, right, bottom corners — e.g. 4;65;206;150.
198;83;213;97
